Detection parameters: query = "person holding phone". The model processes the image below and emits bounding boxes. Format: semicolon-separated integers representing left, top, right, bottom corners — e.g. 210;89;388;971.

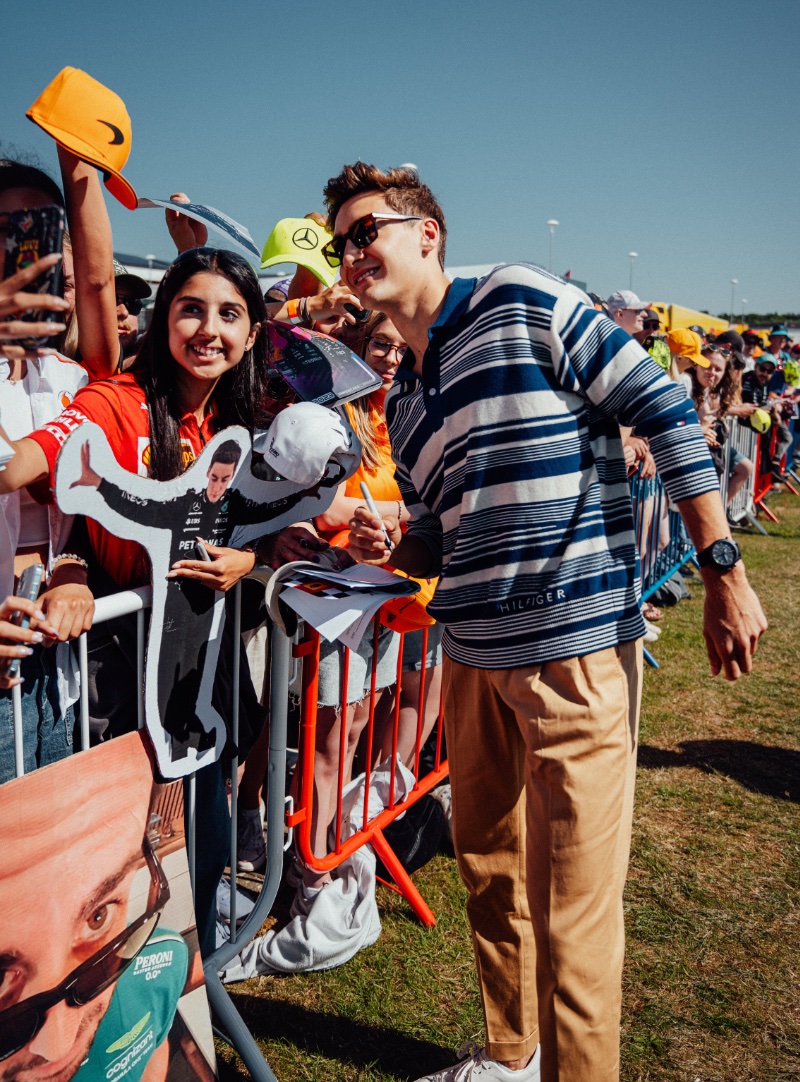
0;596;59;691
0;149;118;782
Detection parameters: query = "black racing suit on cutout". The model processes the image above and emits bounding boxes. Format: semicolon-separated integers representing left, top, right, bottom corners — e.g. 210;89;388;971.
96;478;308;760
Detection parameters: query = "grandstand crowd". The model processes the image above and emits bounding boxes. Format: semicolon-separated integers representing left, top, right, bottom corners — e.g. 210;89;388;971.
0;69;776;1082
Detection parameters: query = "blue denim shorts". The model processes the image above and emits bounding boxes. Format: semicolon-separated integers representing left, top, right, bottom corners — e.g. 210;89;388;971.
0;647;74;784
292;621;400;707
401;623;444;673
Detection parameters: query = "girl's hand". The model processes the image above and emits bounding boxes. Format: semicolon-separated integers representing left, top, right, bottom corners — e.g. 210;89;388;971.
0;597;59;689
38;583;95;645
165;193;209;253
167;540;256;592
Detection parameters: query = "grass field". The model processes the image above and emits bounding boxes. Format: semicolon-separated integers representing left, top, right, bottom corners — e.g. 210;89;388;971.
219;494;800;1082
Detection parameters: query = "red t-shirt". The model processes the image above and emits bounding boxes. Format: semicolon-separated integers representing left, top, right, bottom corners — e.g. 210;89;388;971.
27;373;220;587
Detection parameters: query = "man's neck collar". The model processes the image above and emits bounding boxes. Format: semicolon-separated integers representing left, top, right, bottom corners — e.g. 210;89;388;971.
381;271;451;360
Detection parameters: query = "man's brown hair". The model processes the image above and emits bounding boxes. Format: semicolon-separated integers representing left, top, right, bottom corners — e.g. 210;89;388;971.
323;162;447;269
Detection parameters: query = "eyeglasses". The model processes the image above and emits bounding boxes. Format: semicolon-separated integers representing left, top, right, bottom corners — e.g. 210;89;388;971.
642;321;660;331
367;337;408;361
322;213;422;268
0;836;169;1061
708;345;732;358
116;295;143;316
756;363;775;373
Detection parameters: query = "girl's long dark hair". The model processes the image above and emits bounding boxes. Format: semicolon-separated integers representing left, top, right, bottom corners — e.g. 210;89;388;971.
689;354;738;416
133;247;269;480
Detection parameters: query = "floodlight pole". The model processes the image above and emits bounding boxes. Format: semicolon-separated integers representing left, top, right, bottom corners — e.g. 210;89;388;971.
627;252;638;291
730;279;738;324
546;220;559;272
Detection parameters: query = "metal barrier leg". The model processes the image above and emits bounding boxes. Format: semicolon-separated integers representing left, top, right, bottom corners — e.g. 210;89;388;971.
202;626;292;1082
370;825;436;927
743;510;769;536
643;647;660;669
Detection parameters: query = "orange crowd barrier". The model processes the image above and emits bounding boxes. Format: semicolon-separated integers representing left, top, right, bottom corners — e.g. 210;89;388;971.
286;617;449;927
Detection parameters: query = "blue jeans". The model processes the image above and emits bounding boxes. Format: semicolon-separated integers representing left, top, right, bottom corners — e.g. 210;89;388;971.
0;647;74;784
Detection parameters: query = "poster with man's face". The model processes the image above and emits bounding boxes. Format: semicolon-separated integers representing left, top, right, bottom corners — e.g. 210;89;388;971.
0;733;217;1082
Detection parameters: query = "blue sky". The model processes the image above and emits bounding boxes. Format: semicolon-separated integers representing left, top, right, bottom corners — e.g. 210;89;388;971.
3;0;799;315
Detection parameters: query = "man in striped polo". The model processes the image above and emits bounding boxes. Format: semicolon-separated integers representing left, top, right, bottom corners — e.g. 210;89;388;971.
328;162;767;1082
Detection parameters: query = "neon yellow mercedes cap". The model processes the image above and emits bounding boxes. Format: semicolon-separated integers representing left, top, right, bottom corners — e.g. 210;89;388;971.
260;217;336;288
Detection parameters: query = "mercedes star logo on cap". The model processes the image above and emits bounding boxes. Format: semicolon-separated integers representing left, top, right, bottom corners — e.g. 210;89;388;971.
292;226;318;250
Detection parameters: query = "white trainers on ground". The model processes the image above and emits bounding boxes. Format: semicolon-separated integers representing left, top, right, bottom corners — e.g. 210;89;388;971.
413;1042;541;1082
236;803;266;873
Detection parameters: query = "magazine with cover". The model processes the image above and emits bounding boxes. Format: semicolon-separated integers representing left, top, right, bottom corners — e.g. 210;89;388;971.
267;322;381;406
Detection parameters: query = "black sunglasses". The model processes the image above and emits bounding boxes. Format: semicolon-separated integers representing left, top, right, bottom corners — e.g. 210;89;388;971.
116;295;143;316
642;320;660;330
0;836;169;1062
322;213;422;268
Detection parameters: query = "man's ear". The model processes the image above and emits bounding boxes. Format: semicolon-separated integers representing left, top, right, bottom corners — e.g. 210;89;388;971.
420;218;440;259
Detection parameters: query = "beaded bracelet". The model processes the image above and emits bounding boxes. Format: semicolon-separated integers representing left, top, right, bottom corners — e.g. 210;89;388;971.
52;552;89;572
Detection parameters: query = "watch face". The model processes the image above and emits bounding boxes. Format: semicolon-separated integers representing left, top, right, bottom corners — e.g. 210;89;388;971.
711;539;738;568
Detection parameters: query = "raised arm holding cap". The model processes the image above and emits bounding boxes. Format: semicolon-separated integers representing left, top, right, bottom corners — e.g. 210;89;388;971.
25;67;142;379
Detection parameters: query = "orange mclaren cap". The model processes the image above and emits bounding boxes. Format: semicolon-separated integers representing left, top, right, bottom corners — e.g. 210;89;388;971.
26;67;138;210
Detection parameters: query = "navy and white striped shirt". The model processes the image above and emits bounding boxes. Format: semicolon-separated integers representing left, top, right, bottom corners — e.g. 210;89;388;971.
386;263;719;669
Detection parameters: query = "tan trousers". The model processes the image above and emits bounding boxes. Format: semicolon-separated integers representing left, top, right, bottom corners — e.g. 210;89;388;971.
442;641;642;1082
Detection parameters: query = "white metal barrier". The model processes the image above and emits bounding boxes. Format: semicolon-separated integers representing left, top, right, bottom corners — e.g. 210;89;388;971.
720;420;767;535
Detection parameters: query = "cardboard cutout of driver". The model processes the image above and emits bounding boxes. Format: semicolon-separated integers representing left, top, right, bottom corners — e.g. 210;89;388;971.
55;405;360;779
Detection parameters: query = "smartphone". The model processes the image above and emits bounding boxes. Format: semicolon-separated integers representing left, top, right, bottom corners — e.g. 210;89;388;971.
3;563;45;680
343;302;370;323
2;205;65;348
195;541;212;562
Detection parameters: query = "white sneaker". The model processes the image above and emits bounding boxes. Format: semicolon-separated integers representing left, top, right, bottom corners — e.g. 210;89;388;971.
413;1042;540;1082
236;803;266;873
